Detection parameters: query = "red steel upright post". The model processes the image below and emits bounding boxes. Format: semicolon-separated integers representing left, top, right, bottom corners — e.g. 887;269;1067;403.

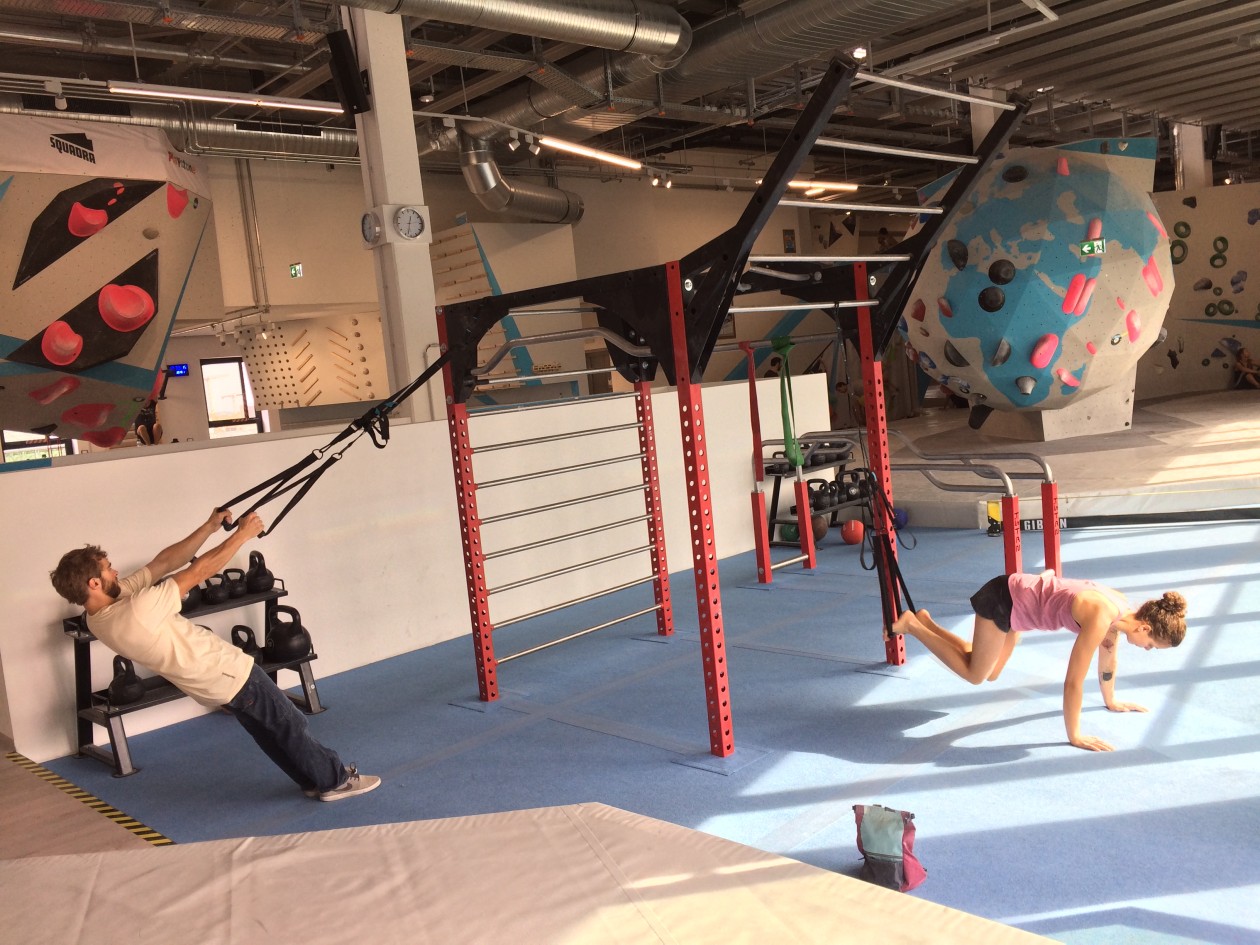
741;343;774;584
1042;480;1062;575
666;262;734;758
635;379;675;636
1002;494;1023;575
854;264;905;665
438;307;498;702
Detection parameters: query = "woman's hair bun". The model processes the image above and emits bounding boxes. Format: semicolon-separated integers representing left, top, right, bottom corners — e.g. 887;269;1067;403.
1160;591;1187;617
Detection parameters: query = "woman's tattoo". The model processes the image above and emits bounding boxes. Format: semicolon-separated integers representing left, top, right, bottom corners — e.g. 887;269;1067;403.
1102;671;1114;681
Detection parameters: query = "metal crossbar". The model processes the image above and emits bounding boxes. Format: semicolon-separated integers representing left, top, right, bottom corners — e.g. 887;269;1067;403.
488;545;650;595
497;604;663;663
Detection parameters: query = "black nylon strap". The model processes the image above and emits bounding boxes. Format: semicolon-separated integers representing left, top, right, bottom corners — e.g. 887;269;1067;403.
218;347;453;535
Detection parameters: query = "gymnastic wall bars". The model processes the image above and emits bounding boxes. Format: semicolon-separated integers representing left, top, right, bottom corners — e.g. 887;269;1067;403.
436;55;864;758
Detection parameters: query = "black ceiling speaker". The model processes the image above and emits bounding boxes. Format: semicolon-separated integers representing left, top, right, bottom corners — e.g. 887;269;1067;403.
326;29;370;118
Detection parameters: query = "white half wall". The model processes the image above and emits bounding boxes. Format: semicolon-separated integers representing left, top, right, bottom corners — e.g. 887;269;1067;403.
0;374;828;762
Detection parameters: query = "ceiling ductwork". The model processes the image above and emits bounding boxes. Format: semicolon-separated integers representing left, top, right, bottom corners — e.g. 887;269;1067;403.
459;132;583;224
0;0;329;44
422;0;959;153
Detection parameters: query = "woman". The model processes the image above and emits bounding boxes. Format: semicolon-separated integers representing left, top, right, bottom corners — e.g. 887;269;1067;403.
1233;347;1260;389
891;571;1187;752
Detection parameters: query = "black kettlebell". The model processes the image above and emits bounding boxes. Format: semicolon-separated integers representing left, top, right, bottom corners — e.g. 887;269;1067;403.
107;656;145;705
231;625;262;661
245;550;274;593
264;605;312;662
224;567;247;598
180;584;203;614
203;573;230;604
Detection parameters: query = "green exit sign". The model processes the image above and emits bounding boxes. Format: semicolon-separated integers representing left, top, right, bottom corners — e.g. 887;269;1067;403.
1079;239;1106;256
289;262;304;278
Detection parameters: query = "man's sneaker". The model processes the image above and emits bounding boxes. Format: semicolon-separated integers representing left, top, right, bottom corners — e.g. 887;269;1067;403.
302;788;320;798
318;765;381;802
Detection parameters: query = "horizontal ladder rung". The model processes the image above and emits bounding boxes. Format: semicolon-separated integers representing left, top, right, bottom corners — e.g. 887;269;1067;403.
485;514;653;560
496;576;657;628
770;553;811;571
776;199;942;215
478;452;644;488
475;421;643;452
488;545;651;594
747;255;912;263
497;604;663;663
479;483;648;525
814;136;980;164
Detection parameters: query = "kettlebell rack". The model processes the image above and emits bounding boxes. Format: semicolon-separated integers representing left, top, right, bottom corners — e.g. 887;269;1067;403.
63;584;325;777
442;375;674;702
759;431;863;568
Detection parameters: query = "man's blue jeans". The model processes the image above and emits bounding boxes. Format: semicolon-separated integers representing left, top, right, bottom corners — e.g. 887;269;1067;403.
225;663;344;793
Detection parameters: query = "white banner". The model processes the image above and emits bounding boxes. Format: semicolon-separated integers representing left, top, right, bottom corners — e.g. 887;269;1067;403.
0;114;208;194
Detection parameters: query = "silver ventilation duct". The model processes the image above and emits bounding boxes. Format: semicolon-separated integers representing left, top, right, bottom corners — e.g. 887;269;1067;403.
0;23;314;74
0;99;360;161
425;0;959;152
0;0;328;44
459;132;583;224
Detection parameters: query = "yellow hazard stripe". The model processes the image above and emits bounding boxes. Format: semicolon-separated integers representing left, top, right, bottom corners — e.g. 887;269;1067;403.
4;752;173;846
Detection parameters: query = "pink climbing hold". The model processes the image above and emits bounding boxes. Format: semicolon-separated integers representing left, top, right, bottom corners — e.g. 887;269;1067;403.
1086;341;1098;355
937;298;954;318
1073;277;1097;316
67;202;108;238
167;183;189;218
1057;156;1070;176
1056;368;1081;388
1031;333;1059;369
61;403;115;428
1141;255;1164;296
1062;273;1087;314
1126;310;1141;343
41;320;83;366
1146;211;1168;239
1086;218;1103;241
98;284;157;332
910;298;926;321
30;375;81;405
80;427;127;449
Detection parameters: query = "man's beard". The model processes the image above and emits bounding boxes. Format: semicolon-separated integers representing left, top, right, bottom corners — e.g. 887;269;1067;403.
103;578;121;599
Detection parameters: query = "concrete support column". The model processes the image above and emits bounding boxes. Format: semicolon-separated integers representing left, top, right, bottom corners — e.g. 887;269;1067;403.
1173;123;1212;191
343;6;440;422
968;85;1006;149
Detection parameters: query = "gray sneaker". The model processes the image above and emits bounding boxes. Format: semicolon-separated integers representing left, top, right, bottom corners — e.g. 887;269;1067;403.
319;765;381;802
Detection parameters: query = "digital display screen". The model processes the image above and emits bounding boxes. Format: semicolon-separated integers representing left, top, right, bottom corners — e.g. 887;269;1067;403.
168;363;189;377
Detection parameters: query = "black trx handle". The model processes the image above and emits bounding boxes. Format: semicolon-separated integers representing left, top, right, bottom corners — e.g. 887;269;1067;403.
218;347;454;535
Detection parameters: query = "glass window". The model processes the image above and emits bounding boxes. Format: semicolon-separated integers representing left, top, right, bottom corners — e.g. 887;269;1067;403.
201;357;263;439
2;429;72;463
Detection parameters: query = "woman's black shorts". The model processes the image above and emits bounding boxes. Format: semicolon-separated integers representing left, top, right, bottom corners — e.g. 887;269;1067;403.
970;574;1013;632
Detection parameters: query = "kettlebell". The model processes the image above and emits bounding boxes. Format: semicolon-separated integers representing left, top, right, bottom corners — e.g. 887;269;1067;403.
180;584;203;614
245;550;274;593
203;573;230;604
224;567;247;598
107;655;145;705
231;625;262;661
264;605;312;662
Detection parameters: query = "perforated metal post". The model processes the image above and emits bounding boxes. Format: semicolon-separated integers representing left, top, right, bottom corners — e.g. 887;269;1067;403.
667;262;734;758
741;343;774;584
1002;494;1023;575
793;475;818;569
1042;481;1062;575
855;263;905;666
439;307;498;702
635;379;674;636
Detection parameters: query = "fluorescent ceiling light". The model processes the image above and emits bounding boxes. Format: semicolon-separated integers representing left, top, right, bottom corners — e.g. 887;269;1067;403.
107;80;344;115
757;179;860;192
537;135;641;170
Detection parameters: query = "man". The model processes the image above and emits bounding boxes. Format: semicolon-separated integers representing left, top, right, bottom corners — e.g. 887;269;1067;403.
50;508;380;801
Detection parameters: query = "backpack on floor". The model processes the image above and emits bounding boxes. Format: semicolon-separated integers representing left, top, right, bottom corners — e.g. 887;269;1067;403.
852;803;927;892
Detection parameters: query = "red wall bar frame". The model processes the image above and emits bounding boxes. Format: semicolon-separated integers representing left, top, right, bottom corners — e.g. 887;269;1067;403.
635;379;675;636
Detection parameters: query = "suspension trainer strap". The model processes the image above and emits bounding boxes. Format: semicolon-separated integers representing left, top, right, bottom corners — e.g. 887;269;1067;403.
218;346;454;535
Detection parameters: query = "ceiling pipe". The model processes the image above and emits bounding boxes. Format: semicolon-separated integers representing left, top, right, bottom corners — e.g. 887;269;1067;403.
459;132;583;224
0;23;315;74
420;0;959;154
0;0;329;44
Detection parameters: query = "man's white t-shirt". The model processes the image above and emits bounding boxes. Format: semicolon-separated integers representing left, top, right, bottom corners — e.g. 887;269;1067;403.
88;567;255;707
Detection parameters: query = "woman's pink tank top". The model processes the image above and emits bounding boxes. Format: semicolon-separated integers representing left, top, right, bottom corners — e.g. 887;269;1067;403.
1007;572;1128;633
